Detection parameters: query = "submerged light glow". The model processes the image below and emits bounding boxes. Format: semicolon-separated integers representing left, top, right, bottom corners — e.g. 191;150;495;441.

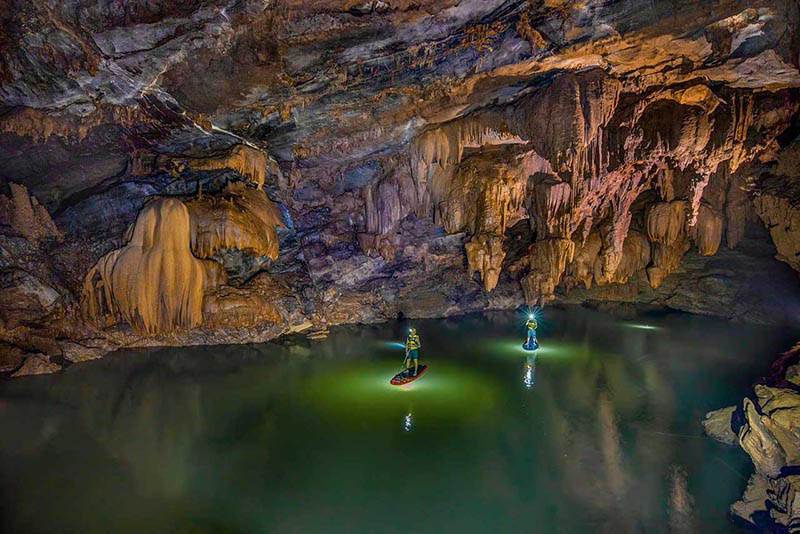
301;359;500;426
622;323;663;331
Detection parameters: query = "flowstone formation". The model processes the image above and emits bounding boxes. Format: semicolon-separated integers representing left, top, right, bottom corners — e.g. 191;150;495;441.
81;183;284;335
2;0;800;376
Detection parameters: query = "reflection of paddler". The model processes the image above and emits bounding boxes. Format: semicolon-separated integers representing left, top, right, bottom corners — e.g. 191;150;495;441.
404;328;421;377
524;355;536;389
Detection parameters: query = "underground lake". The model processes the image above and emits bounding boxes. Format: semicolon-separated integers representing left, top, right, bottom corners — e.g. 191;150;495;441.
0;306;794;534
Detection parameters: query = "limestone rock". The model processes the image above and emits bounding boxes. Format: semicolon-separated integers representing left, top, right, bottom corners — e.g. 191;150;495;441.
522;238;575;305
702;406;737;446
730;474;771;527
202;273;284;329
720;361;800;532
787;364;800;387
0;343;24;373
754;193;800;272
0;183;62;245
12;354;61;377
60;339;115;363
0;269;61;323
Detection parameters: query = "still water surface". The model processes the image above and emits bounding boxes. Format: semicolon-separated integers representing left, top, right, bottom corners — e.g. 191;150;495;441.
0;307;796;534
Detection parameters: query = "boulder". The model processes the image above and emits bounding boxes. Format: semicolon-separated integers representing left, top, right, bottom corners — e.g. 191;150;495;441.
702;406;737;445
12;354;61;377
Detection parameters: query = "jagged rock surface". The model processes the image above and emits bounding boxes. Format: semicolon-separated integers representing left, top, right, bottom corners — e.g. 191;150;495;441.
706;344;800;533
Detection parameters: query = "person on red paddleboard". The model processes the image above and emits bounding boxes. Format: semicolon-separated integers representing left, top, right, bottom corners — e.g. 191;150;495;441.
404;328;422;377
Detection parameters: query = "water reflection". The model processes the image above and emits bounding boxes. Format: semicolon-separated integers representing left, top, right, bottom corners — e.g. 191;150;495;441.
523;355;536;389
0;307;794;534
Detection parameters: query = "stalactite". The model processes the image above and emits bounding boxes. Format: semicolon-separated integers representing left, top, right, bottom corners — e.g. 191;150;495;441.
409;116;527;216
646;239;691;289
691;203;723;256
646;200;688;246
569;230;603;289
432;149;529;291
527;174;571;238
725;172;754;249
187;144;274;189
187;183;284;261
608;230;651;285
521;238;575;305
465;234;505;292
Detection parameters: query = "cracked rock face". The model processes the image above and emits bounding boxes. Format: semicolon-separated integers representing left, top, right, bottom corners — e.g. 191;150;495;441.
2;0;800;374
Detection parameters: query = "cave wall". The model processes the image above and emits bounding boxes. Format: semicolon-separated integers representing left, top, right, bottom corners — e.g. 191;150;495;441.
2;0;800;374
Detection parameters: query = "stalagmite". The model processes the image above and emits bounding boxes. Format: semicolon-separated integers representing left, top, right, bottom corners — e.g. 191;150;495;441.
81;198;225;334
81;184;285;335
187;182;284;260
0;183;62;244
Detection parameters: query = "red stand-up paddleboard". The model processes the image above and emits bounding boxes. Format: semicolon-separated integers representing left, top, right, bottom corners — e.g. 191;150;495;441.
391;365;428;386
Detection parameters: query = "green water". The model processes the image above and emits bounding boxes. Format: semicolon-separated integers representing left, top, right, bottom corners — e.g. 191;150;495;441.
0;307;796;534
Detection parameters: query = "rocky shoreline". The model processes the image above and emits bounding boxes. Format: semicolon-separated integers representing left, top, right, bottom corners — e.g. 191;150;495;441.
704;344;800;532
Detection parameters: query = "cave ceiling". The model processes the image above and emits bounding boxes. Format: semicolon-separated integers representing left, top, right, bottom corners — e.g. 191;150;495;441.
1;0;798;205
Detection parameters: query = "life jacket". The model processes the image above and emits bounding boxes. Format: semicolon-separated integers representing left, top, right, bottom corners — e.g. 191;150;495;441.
406;334;420;350
526;319;538;331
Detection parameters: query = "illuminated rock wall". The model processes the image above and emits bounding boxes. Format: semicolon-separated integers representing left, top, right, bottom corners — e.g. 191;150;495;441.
81;185;284;335
1;0;800;372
